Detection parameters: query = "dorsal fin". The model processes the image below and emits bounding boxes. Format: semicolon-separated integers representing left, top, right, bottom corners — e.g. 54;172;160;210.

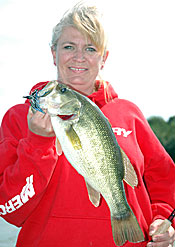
120;148;138;188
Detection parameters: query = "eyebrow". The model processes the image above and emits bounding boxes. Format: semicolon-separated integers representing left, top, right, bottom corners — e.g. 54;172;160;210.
61;42;75;45
61;41;95;47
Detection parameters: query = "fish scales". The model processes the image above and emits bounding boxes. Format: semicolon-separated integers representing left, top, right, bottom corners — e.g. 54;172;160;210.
32;82;144;246
72;94;126;206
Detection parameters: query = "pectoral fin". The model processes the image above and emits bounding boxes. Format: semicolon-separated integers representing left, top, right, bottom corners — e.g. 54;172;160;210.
55;138;62;156
66;125;82;150
120;148;138;188
85;182;101;207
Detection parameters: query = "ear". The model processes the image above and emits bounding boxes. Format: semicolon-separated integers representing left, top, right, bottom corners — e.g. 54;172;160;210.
101;50;109;70
51;47;57;66
103;50;109;64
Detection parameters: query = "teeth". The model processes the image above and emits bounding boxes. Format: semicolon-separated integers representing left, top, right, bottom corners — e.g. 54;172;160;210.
69;67;86;71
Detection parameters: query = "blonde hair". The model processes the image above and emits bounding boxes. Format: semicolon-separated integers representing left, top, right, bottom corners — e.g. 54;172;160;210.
50;1;107;56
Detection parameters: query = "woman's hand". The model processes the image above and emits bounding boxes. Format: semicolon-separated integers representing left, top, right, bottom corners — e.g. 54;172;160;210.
27;107;55;137
147;219;175;247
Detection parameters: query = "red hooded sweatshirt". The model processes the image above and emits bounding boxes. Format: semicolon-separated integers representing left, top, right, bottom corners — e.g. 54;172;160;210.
0;81;174;247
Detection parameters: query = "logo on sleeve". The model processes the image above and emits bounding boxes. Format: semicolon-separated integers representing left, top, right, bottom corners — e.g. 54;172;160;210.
0;175;35;216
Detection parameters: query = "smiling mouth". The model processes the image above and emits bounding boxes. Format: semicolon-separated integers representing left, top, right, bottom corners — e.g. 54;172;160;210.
69;67;88;72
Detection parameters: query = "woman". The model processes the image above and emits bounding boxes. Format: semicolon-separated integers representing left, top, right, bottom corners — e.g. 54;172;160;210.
0;2;174;247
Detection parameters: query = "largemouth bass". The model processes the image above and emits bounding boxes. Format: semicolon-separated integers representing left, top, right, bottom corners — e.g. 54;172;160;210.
29;81;144;246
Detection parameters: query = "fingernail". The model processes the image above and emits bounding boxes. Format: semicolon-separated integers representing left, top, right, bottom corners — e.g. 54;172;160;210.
147;243;153;247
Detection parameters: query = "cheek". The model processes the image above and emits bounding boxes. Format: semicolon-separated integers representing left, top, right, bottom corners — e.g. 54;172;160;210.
90;54;103;66
57;53;73;70
90;57;103;72
56;49;67;65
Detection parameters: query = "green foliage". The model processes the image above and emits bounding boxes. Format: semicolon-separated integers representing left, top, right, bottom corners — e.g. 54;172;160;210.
148;116;175;161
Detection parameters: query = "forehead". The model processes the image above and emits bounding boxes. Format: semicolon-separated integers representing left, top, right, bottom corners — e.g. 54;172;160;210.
58;26;93;45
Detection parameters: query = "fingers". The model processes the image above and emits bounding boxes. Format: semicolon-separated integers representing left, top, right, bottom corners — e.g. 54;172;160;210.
27;107;55;137
147;219;175;247
152;231;172;242
27;106;34;119
42;112;55;136
149;219;164;238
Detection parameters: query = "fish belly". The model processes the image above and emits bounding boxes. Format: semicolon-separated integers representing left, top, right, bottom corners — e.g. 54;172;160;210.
50;95;144;246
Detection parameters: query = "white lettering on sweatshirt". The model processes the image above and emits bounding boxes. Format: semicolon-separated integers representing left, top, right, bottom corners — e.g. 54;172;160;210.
0;175;35;216
112;127;132;137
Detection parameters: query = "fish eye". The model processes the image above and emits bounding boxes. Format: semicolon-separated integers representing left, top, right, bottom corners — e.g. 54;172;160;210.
60;87;67;93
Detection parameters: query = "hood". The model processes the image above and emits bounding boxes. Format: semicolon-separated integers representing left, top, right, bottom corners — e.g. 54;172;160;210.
24;80;118;109
24;81;50;106
88;80;118;109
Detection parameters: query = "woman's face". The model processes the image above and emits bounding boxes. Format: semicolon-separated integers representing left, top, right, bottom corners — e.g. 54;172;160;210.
52;26;108;95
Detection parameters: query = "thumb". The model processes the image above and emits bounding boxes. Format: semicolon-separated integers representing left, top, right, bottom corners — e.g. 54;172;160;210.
27;106;34;119
149;219;164;236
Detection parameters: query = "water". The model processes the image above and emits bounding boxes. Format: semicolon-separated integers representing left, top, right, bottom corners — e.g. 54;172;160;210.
0;218;20;247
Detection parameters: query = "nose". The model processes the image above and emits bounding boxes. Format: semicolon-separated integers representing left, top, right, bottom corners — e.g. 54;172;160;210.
73;49;85;62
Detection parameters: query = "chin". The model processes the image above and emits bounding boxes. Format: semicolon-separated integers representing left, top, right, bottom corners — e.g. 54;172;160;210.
69;83;93;95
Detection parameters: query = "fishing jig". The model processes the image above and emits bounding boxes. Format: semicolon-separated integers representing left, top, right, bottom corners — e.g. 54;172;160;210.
23;89;45;114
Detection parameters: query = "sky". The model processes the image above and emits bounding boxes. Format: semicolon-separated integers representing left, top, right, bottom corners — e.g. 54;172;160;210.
0;0;175;124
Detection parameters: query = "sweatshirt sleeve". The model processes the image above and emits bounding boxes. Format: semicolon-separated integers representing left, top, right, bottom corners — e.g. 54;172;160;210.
0;103;58;226
134;108;175;227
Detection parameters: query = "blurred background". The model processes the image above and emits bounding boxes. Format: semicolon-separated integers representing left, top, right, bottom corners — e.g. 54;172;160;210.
0;0;175;246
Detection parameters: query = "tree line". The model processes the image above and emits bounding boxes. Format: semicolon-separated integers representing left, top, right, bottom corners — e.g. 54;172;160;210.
148;116;175;162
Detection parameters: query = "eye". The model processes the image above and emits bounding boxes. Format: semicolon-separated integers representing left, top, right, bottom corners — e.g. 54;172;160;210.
60;87;67;93
86;46;97;52
64;45;74;50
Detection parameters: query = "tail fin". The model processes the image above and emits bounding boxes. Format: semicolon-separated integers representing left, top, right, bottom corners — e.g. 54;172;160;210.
111;211;144;246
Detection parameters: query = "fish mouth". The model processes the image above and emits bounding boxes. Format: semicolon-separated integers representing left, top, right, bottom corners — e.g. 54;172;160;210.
57;113;78;121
